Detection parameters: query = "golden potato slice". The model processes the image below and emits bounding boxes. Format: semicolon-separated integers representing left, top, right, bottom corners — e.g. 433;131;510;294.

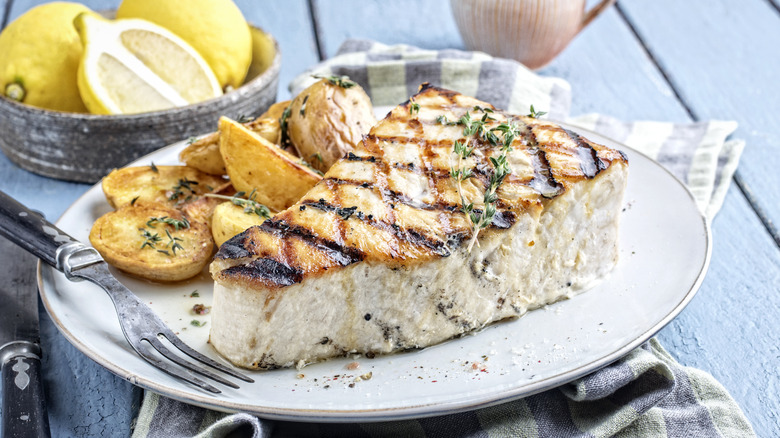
89;203;214;281
101;165;226;209
211;201;269;247
219;117;321;211
286;78;376;172
179;101;293;175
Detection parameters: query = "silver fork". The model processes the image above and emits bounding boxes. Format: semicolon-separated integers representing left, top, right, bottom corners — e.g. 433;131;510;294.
0;190;252;393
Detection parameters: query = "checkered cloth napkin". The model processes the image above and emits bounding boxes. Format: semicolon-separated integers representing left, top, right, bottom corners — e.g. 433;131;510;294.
132;40;752;438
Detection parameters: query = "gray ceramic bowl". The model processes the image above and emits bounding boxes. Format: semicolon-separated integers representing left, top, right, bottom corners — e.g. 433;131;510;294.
0;27;280;183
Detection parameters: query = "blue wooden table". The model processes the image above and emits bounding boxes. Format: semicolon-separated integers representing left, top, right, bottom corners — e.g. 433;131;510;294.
1;0;778;436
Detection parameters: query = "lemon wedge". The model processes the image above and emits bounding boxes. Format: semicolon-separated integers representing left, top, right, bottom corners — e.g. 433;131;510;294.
74;13;222;115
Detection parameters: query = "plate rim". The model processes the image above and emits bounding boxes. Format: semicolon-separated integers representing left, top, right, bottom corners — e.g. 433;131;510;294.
37;124;712;422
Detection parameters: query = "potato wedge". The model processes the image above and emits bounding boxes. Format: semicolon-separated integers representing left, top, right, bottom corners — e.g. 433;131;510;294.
179;101;293;175
101;165;226;209
178;133;226;175
286;78;376;172
219;117;321;211
89;203;214;281
211;201;268;247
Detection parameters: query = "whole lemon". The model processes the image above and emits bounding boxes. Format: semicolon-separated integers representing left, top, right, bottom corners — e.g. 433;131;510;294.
0;2;91;112
116;0;252;90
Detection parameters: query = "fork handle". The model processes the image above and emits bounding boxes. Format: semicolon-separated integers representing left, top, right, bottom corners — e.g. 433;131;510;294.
0;190;76;268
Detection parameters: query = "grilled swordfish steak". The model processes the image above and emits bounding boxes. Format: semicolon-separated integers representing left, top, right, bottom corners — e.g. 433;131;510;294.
210;84;628;370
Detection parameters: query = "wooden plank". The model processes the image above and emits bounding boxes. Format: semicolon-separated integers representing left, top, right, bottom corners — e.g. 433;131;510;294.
235;0;320;100
617;0;780;244
312;0;463;59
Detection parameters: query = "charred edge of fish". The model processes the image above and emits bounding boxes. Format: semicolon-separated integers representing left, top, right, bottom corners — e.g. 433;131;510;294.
260;219;364;267
222;257;303;287
564;128;608;179
215;230;257;260
301;199;363;221
345;152;376;162
417;82;460;101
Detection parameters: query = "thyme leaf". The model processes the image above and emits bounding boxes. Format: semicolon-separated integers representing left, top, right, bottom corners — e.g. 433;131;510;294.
279;105;292;149
235;114;253;124
527;105;547;119
313;74;357;88
409;100;420;115
205;191;272;219
169;178;199;201
140;229;162;250
147;215;190;230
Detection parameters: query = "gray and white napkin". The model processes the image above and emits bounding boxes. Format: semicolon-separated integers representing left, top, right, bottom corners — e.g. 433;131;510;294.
132;40;751;438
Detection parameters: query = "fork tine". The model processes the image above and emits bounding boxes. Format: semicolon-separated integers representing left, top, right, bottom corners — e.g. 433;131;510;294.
146;336;240;389
159;331;254;383
134;344;222;394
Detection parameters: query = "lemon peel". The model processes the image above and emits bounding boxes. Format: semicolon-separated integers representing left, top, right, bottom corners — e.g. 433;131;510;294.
74;13;222;115
116;0;252;89
0;2;91;112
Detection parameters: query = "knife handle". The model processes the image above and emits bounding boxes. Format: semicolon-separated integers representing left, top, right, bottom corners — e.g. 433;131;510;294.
0;190;76;268
1;351;51;438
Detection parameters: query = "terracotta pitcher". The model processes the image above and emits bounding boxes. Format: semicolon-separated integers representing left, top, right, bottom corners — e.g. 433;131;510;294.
451;0;616;69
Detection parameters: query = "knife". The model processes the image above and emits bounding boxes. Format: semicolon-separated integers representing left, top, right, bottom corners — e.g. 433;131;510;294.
0;231;51;438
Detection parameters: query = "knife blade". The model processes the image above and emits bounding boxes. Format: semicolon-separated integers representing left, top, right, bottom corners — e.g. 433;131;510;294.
0;235;51;438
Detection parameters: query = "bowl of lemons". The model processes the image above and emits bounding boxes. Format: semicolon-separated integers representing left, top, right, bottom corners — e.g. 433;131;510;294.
0;0;280;182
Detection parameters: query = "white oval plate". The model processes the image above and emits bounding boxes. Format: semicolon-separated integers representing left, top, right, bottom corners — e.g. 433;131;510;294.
38;125;710;422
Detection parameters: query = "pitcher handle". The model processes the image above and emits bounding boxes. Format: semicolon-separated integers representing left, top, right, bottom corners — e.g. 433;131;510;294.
581;0;617;29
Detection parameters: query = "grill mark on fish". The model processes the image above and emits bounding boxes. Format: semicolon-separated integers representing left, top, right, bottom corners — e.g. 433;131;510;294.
563;128;608;179
222;257;302;287
260;219;364;268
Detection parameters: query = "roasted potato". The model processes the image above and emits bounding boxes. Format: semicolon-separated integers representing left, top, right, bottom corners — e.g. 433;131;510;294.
101;165;227;209
89;203;214;281
179;100;292;175
211;201;269;247
219;117;321;211
260;100;290;120
178;133;226;175
180;182;236;226
286;77;376;172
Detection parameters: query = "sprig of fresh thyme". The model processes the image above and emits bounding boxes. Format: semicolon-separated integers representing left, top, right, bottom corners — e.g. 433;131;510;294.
444;107;533;251
169;178;198;202
205;190;272;219
140;229;162;250
146;216;190;230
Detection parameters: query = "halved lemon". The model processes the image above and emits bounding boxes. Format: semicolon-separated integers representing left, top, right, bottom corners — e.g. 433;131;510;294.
74;13;222;115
